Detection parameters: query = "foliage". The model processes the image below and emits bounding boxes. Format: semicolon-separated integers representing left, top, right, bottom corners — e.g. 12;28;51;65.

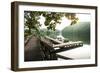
24;11;78;39
39;29;60;39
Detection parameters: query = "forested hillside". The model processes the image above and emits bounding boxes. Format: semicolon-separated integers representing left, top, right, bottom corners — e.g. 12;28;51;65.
62;22;90;44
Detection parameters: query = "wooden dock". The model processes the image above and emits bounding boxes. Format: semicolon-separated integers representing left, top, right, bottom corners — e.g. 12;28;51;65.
25;35;83;61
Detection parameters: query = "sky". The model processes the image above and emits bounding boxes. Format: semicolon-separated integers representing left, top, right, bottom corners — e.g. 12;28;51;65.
39;13;91;31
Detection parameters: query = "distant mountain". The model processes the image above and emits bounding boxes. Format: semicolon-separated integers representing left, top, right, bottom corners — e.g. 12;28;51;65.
62;22;90;44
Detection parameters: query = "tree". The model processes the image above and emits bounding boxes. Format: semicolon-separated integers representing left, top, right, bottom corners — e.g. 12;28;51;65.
24;11;78;40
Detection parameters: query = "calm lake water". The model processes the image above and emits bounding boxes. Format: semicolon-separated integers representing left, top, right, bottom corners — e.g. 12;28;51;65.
56;44;91;60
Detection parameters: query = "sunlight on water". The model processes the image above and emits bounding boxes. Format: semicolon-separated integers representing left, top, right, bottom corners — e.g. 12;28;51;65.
57;44;91;60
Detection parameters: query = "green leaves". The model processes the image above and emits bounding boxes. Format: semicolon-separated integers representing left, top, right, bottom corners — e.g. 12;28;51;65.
43;12;63;31
24;11;78;40
70;17;79;25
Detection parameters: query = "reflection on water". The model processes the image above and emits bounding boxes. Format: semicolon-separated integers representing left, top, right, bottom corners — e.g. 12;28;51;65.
57;44;91;60
62;22;90;44
24;22;91;61
57;22;91;60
